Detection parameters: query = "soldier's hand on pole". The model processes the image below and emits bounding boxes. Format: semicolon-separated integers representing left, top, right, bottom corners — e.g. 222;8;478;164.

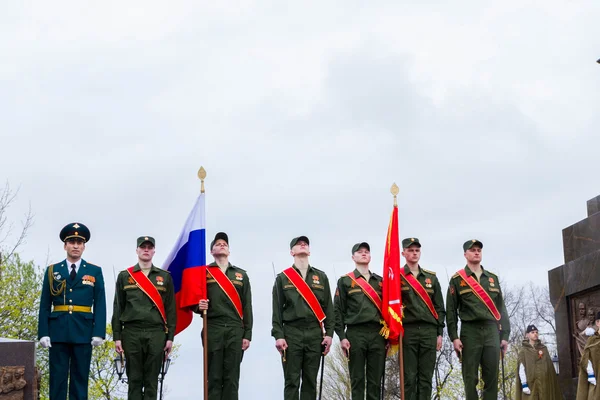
164;340;173;358
198;299;209;310
452;338;463;358
242;339;250;351
275;338;288;354
115;340;124;354
436;335;443;351
321;336;332;356
340;338;351;358
500;340;508;356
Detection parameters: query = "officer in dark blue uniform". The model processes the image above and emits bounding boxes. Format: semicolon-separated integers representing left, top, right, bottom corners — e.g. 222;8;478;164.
38;222;107;400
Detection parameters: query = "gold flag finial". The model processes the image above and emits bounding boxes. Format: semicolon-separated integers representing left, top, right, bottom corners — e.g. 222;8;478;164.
390;183;399;206
198;167;207;193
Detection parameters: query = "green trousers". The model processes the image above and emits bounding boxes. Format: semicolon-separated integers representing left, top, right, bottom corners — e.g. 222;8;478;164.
49;342;92;400
203;323;244;400
402;323;437;400
282;323;323;400
460;321;500;400
346;323;386;400
122;323;167;400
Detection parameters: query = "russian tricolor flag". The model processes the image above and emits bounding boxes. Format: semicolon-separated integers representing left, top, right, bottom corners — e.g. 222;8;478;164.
163;193;208;335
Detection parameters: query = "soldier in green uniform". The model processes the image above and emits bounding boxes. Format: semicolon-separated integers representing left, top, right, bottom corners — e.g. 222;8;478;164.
38;222;106;400
334;242;386;400
576;311;600;400
112;236;177;400
400;238;445;400
446;239;510;400
516;324;561;399
272;236;334;400
196;232;253;400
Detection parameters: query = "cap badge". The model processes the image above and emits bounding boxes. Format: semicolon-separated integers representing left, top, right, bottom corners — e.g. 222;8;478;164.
73;223;80;229
145;237;149;240
410;238;415;242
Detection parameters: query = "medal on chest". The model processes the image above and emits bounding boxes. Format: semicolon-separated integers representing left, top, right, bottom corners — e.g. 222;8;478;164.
312;275;320;285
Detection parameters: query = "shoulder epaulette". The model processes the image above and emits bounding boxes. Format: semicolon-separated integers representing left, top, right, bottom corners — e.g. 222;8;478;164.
230;265;246;272
311;266;325;274
86;262;100;268
451;272;460;279
421;268;436;275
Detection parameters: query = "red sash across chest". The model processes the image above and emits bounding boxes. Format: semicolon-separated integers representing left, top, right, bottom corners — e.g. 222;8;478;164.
399;269;439;320
346;271;382;313
282;267;326;328
127;267;167;324
457;269;501;321
207;266;244;320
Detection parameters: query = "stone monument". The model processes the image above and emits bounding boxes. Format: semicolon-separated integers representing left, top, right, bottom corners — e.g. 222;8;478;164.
549;194;600;399
0;339;37;400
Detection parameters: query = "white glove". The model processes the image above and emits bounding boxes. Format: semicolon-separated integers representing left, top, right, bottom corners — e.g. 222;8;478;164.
39;336;51;348
522;386;531;395
589;377;597;386
91;337;104;347
585;327;596;336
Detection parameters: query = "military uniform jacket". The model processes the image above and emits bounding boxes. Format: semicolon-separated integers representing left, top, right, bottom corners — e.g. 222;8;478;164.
577;334;600;400
112;264;177;341
272;265;334;339
400;265;446;336
516;339;561;400
194;262;253;341
446;265;510;341
38;259;106;343
334;268;383;341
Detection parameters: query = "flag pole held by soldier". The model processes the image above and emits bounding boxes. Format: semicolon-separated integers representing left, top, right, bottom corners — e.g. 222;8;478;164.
198;167;209;400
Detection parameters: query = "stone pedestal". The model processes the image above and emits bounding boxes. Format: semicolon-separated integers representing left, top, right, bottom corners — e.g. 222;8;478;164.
549;194;600;399
0;339;36;400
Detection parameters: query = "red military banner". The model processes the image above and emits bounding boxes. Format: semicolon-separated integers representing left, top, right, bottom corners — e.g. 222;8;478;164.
381;204;403;343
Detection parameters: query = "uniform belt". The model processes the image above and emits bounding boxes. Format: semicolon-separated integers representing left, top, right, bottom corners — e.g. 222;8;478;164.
53;305;92;313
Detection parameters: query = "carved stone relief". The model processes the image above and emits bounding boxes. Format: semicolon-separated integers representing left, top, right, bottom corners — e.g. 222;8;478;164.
570;293;600;373
0;366;26;400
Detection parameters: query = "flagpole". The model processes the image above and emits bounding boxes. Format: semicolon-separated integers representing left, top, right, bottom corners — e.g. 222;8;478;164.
198;166;209;400
391;183;405;400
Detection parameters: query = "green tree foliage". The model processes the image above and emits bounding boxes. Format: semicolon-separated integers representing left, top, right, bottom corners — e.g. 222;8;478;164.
0;254;49;397
88;324;128;400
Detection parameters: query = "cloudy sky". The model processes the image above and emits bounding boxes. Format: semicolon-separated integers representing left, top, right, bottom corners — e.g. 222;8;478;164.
2;1;600;398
